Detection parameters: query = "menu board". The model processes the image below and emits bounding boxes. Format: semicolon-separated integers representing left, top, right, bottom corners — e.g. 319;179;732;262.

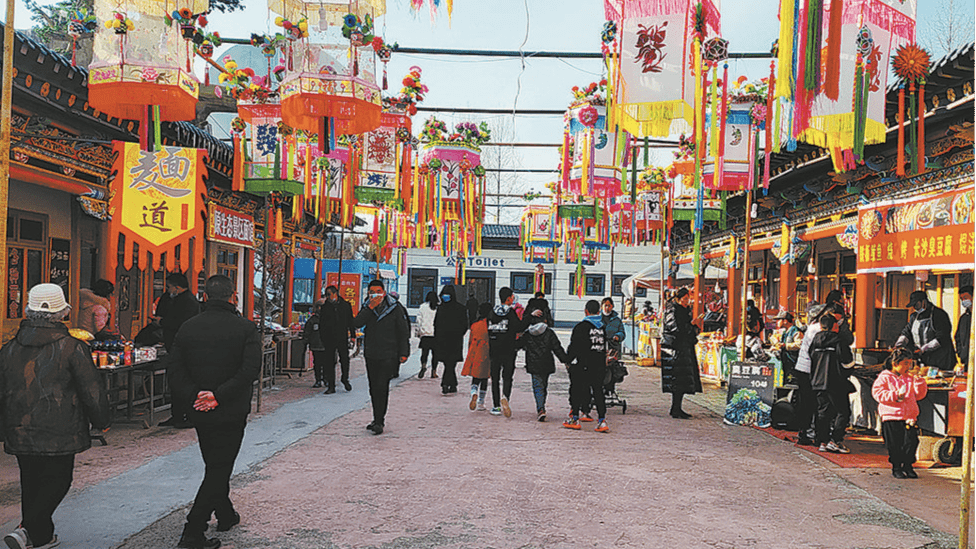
724;361;775;428
49;238;71;296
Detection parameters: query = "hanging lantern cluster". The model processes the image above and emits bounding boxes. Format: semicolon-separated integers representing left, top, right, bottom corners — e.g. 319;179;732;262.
774;0;916;171
602;0;721;138
67;9;98;66
632;166;669;244
269;0;386;151
89;0;208;123
520;205;560;263
702;77;767;191
560;79;627;201
415;116;490;257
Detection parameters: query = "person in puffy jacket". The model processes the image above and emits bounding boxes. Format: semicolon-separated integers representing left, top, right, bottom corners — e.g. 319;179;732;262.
433;285;468;394
487;288;530;417
871;347;927;479
0;284;110;549
76;279;114;337
415;291;438;379
661;288;702;419
517;307;568;422
809;314;855;455
462;303;493;411
303;300;327;388
563;300;610;433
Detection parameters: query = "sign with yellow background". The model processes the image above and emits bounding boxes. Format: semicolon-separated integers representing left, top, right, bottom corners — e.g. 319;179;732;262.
108;142;208;275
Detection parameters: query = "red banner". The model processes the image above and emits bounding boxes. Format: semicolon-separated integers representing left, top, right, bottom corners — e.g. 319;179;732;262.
207;204;255;247
857;186;974;274
326;273;362;316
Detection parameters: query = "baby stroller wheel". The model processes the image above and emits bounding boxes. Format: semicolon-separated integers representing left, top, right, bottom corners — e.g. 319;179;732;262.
621;400;627;414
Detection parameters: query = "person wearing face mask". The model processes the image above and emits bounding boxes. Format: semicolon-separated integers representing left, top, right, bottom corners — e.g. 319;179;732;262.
318;285;356;393
352;280;410;435
433;285;468;395
955;285;972;371
896;291;956;373
661;288;702;419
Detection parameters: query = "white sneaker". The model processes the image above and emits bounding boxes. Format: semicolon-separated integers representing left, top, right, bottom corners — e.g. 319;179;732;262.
34;536;60;549
476;401;487;411
3;528;28;549
489;407;502;416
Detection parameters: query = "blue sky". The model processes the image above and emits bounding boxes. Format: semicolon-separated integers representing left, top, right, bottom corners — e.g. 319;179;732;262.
5;0;973;223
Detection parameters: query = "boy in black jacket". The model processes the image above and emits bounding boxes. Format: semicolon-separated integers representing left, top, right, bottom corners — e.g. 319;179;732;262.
563;300;610;433
810;314;854;454
487;287;530;417
517;304;569;422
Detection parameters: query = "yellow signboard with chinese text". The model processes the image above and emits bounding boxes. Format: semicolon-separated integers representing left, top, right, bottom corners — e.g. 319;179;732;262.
108;142;208;276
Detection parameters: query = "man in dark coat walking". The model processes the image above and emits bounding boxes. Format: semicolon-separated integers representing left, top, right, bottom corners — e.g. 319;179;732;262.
433;285;468;394
303;299;327;388
168;275;261;549
487;287;530;417
318;285;356;393
563;300;610;433
0;284;110;549
159;272;201;428
353;280;410;435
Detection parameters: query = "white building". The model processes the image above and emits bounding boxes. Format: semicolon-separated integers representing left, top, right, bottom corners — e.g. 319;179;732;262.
403;225;661;325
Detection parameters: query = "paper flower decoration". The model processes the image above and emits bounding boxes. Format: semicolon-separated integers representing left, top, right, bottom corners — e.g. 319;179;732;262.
891;43;930;83
578;105;599;127
105;12;134;34
274;16;308;40
703;37;729;62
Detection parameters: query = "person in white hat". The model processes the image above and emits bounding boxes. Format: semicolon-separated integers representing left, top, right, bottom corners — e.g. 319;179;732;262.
0;283;110;549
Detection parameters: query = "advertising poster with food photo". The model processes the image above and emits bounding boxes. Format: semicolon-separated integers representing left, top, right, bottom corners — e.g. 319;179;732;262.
857;186;974;274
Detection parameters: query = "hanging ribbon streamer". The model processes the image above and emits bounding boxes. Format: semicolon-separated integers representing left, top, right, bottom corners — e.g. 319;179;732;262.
775;0;796;99
896;84;906;177
764;58;776;190
823;0;843;100
917;79;925;174
803;0;823;92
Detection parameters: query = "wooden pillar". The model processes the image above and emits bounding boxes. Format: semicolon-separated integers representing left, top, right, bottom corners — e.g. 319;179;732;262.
313;257;323;302
243;248;255;321
855;273;876;349
780;261;797;313
727;265;742;340
283;256;294;326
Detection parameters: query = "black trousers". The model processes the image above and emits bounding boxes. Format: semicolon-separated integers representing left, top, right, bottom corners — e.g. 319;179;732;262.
366;358;397;426
323;341;350;389
793;371;817;440
440;361;459;390
815;387;851;444
186;421;246;534
489;354;516;407
310;349;327;383
569;363;607;419
881;420;920;470
419;337;435;366
16;454;73;547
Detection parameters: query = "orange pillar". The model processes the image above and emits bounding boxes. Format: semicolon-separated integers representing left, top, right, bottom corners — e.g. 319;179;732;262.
243;248;255;321
727;265;742;340
313;258;323;302
283;257;294;326
855;273;876;349
780;261;797;313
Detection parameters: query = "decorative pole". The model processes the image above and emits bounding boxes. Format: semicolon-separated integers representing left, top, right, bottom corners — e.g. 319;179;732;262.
0;2;15;342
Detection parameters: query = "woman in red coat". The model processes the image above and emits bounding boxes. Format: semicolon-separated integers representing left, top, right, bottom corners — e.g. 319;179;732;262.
462;303;493;411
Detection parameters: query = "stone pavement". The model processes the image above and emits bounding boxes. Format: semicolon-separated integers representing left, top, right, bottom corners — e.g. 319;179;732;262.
8;330;972;548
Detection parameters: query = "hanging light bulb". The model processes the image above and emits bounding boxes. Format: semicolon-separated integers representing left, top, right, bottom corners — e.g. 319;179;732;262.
807;258;817;275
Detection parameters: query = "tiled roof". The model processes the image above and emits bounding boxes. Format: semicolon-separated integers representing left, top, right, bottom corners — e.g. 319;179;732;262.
481;224;521;239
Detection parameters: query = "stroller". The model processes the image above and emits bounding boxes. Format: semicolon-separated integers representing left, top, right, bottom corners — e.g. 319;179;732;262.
603;351;629;414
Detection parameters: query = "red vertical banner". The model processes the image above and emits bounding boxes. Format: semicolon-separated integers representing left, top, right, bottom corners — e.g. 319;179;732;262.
327;273;362;316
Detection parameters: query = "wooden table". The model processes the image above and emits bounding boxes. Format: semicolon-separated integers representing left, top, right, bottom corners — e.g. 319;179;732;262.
97;359;170;429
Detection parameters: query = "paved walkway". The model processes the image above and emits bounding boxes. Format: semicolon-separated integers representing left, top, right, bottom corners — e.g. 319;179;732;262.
11;330;971;548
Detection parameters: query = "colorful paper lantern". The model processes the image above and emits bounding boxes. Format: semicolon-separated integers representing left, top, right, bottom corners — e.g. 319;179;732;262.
702;99;756;191
89;0;208;121
269;0;386;144
603;0;721;137
520;205;560;263
562;96;629;200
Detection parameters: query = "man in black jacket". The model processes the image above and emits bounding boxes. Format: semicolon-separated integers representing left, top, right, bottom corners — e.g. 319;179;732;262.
318;285;356;393
896;290;956;372
159;272;201;428
168;275;261;549
810;314;855;455
487;287;529;417
563;300;610;433
353;280;410;435
1;284;110;549
303;299;327;388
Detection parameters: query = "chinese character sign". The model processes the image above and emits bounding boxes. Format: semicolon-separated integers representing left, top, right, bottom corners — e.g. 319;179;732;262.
857;186;974;274
109;142;207;274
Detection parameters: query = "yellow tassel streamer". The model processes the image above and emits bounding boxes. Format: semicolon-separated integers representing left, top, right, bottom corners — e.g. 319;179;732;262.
776;0;796;99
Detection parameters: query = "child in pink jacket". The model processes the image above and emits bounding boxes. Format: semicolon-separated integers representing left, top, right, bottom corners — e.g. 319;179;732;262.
871;348;928;479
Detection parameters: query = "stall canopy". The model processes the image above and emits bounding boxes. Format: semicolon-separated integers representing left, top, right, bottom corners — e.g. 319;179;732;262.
621;262;664;300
